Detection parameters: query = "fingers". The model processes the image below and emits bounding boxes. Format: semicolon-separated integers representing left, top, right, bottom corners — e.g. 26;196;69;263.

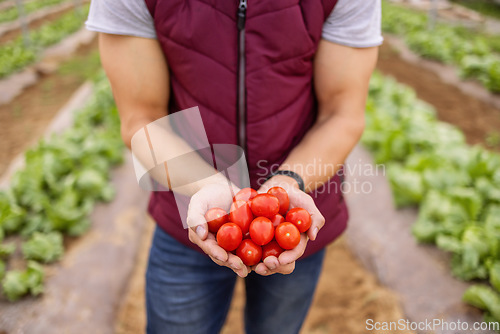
252;233;309;276
189;229;227;261
187;183;239;230
187;183;252;276
278;233;308;265
190;223;208;241
262;255;295;274
258;177;326;241
186;191;209;234
287;190;325;241
190;225;306;278
253;259;295;276
257;182;272;194
263;255;280;271
211;253;251;278
307;204;325;241
188;229;251;277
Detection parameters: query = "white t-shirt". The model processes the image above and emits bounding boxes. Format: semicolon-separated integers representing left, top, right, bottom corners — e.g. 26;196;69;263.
86;0;383;48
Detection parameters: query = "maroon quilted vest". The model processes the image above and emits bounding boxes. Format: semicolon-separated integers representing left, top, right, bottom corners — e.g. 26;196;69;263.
144;0;348;258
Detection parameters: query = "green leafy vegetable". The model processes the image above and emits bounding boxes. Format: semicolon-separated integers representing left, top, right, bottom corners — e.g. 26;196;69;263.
0;6;90;78
365;72;500;321
0;74;123;300
387;163;424;207
1;261;44;301
0;243;15;259
463;285;500;321
0;0;67;24
382;0;500;92
1;271;26;302
490;262;500;292
22;232;64;263
0;260;5;280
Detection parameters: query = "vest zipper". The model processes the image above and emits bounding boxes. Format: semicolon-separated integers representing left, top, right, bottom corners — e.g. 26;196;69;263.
237;0;247;153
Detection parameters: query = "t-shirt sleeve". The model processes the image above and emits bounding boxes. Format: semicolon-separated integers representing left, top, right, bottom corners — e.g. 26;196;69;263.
85;0;157;39
322;0;383;48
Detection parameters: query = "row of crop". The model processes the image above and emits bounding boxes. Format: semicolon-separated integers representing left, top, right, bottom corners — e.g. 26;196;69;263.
0;0;68;24
0;73;124;301
382;0;500;93
0;5;89;79
364;72;500;324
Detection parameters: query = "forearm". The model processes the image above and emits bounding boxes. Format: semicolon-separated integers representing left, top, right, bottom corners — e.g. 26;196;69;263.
121;110;230;196
279;100;365;192
99;33;230;197
276;41;377;192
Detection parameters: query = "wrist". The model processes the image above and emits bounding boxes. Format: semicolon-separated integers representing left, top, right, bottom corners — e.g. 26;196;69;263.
266;170;305;192
268;174;300;189
195;172;234;193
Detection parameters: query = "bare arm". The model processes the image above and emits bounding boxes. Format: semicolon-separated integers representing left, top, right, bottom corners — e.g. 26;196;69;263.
254;40;378;276
278;40;378;192
99;33;169;146
99;33;249;277
99;33;228;195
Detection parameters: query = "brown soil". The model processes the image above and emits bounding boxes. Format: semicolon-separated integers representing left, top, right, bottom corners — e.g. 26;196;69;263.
115;218;153;334
0;6;78;44
116;218;413;334
223;239;413;334
0;37;98;177
377;42;500;147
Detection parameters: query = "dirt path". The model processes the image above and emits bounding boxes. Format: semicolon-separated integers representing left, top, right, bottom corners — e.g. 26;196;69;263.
115;219;153;334
116;218;413;334
223;238;413;334
377;42;500;148
0;37;98;177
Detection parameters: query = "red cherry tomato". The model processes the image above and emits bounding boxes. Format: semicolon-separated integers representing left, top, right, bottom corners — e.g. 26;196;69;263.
229;200;253;234
270;214;285;227
216;223;243;252
262;240;284;260
275;222;300;250
249;217;274;246
250;194;279;218
204;208;229;234
236;239;262;266
234;188;258;202
267;186;290;216
286;207;312;233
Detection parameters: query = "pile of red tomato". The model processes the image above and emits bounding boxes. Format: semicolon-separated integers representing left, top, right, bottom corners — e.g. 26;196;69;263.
204;187;312;267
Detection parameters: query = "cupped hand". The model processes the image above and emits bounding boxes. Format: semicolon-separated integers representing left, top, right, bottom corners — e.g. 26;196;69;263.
253;175;325;276
187;182;251;277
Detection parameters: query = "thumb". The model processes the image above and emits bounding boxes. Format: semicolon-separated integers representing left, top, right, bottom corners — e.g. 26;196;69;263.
192;223;208;240
187;213;208;240
187;197;209;240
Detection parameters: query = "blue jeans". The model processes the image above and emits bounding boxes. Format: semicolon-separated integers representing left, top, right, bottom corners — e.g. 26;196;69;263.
146;227;325;334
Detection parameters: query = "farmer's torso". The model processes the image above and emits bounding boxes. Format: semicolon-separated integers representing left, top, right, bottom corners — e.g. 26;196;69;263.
144;0;348;257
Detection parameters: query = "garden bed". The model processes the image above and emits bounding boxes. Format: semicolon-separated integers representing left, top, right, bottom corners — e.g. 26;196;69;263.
344;146;496;334
0;81;148;333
